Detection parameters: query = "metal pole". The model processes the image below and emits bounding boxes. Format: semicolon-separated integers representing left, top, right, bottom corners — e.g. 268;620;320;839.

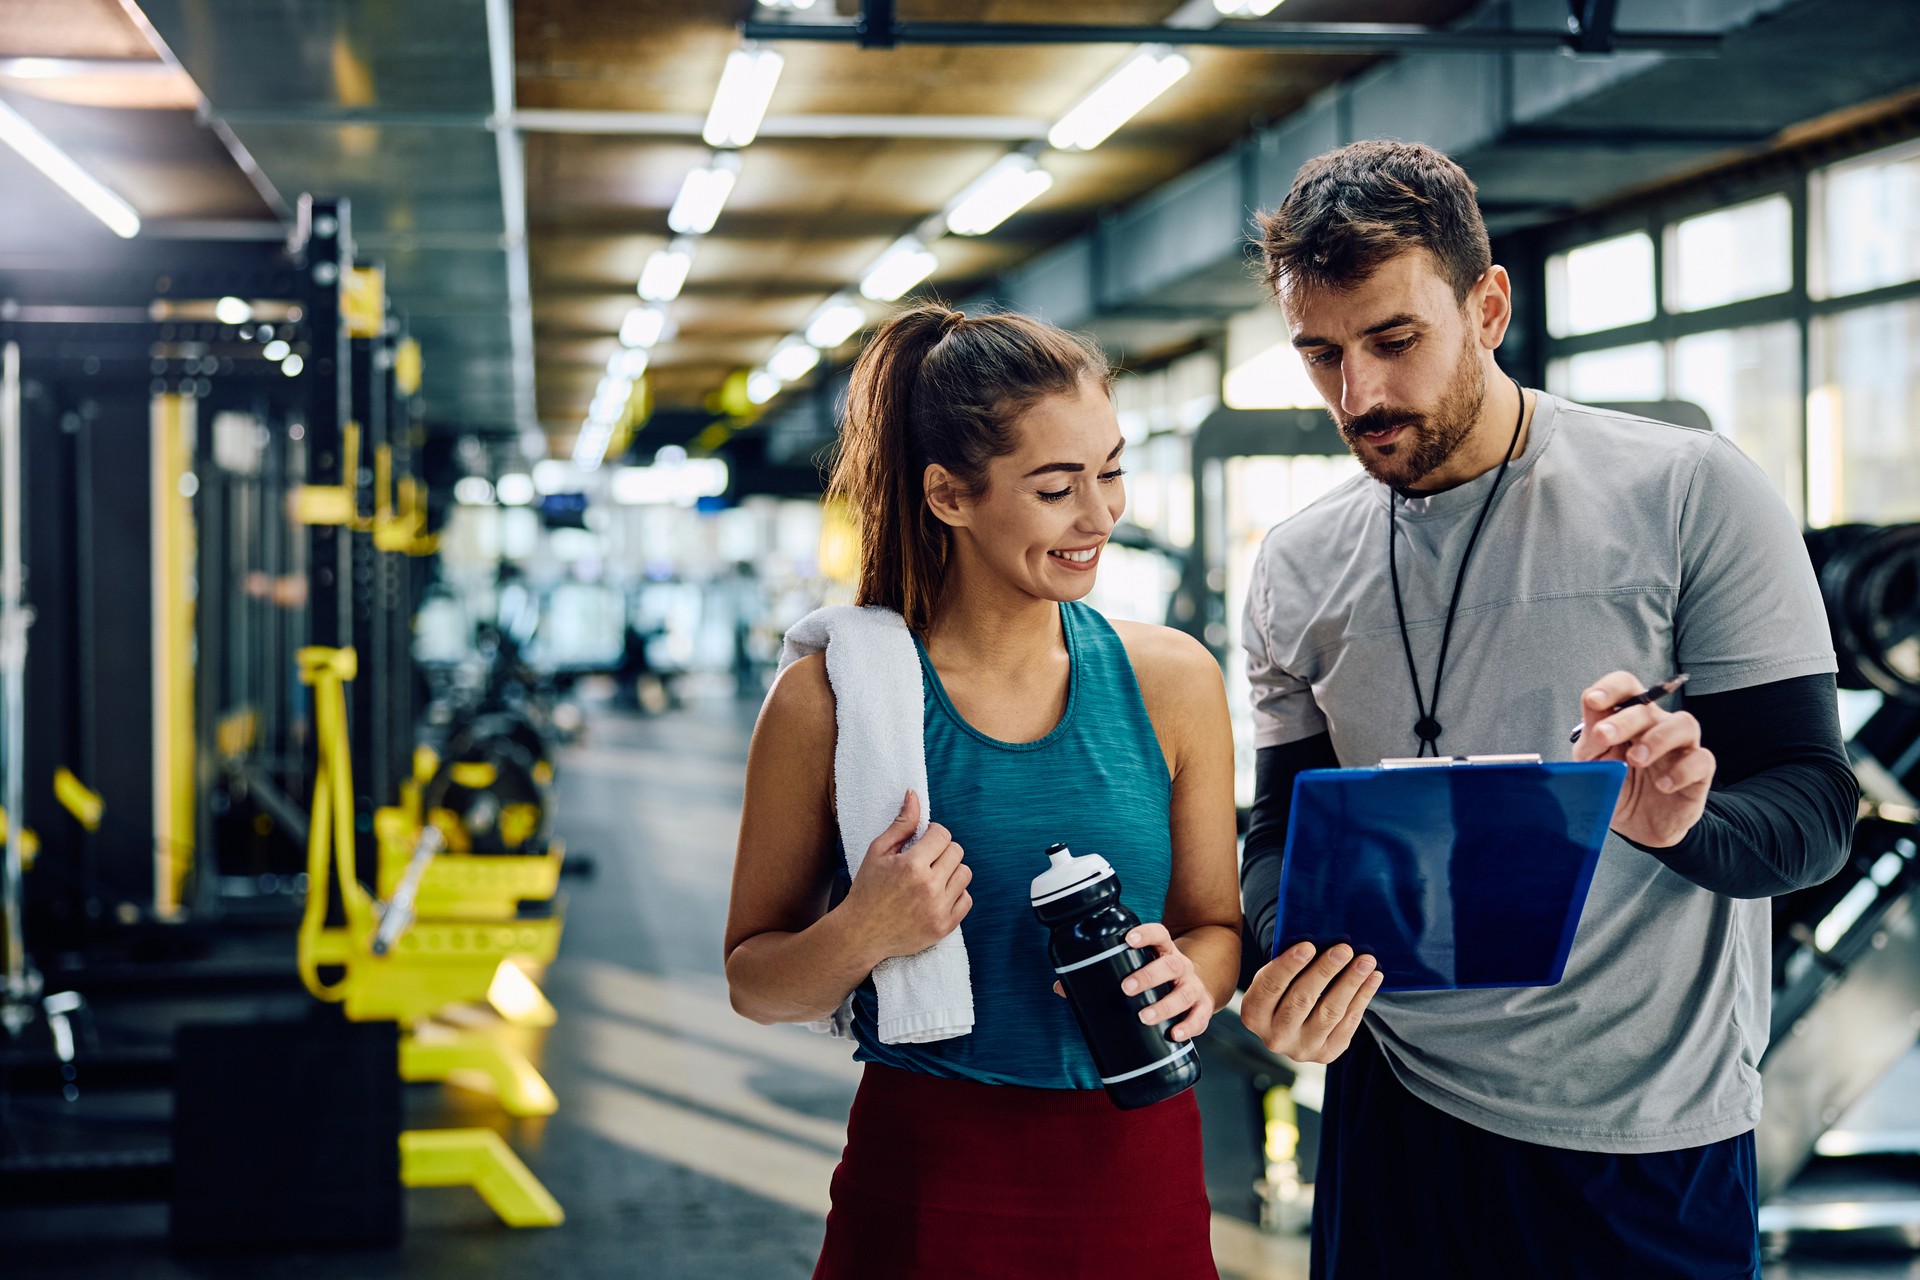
1;340;42;1037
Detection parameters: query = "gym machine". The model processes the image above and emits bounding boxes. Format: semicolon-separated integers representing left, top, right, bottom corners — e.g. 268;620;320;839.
0;194;567;1246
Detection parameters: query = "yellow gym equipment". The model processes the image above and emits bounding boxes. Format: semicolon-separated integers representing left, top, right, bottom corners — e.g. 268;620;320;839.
294;645;564;1227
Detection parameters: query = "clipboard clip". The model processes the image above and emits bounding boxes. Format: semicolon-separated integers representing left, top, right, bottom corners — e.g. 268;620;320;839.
1378;753;1544;769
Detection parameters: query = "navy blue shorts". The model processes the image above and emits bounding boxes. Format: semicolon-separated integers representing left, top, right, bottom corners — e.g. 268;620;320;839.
1313;1026;1760;1279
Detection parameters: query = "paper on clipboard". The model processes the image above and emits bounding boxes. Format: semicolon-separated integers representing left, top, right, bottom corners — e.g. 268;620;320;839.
1272;758;1626;992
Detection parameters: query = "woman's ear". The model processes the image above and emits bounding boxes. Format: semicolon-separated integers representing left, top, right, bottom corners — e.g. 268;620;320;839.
924;463;971;529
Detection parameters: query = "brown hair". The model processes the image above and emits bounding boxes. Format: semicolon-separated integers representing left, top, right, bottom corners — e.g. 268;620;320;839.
1256;140;1492;303
828;304;1109;632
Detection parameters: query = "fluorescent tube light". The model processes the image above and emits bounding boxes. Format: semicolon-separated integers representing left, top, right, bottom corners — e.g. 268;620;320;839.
768;336;820;383
573;422;613;471
756;0;817;11
0;97;140;238
746;370;781;405
495;473;535;506
667;153;741;234
620;305;670;349
608;348;650;379
945;153;1055;236
639;237;695;302
1214;0;1285;14
1046;45;1191;152
805;294;867;349
702;46;784;149
859;236;938;302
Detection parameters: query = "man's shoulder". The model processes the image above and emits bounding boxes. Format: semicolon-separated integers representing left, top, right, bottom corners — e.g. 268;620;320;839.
1547;394;1719;465
1257;469;1376;563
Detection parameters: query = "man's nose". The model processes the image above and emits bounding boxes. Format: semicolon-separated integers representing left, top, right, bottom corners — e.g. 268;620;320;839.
1340;355;1388;419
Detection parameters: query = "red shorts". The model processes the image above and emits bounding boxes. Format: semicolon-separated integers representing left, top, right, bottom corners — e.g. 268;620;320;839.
813;1064;1218;1280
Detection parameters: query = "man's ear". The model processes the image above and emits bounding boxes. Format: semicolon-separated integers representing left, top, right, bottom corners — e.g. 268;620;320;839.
924;463;971;529
1475;265;1513;350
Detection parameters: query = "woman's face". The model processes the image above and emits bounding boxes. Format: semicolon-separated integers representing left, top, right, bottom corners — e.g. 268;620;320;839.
940;378;1126;604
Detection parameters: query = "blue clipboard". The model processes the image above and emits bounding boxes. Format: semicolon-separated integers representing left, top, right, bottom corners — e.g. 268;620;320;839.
1271;759;1626;992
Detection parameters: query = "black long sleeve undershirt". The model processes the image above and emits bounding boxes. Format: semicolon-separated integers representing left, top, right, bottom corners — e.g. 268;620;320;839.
1238;673;1857;978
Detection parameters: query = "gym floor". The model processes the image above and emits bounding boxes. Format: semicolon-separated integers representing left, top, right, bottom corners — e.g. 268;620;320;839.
0;694;1913;1278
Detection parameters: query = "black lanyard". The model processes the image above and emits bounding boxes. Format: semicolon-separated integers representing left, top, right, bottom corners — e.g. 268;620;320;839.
1386;377;1528;757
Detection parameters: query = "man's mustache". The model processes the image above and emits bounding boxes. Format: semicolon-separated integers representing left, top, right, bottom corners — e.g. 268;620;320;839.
1339;408;1423;441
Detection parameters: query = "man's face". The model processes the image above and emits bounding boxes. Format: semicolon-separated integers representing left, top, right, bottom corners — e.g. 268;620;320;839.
1282;250;1488;490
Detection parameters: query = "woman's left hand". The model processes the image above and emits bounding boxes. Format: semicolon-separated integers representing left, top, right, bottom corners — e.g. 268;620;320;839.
1055;922;1214;1042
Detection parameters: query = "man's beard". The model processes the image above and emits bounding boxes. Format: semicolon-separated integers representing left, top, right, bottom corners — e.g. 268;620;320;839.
1334;338;1487;491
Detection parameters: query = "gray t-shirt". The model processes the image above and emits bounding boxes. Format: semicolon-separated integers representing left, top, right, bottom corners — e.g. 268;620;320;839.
1242;392;1837;1154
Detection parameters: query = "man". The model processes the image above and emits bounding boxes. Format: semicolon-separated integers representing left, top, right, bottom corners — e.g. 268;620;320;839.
1234;139;1857;1277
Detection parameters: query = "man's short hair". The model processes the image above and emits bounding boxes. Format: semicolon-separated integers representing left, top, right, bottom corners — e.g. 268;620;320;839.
1256;140;1492;304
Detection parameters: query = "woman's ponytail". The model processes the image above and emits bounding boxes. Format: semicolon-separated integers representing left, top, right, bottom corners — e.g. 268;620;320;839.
828;303;1109;632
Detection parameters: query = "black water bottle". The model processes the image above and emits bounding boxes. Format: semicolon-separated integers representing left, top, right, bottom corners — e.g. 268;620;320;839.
1030;842;1201;1110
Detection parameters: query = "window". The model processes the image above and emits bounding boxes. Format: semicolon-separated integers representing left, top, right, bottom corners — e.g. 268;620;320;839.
1812;139;1920;299
1545;342;1665;403
1665;196;1792;313
1809;297;1920;525
1672;323;1803;522
1546;232;1656;337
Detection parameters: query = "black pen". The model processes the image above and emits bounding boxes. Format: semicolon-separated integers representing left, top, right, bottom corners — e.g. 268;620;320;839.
1568;674;1689;744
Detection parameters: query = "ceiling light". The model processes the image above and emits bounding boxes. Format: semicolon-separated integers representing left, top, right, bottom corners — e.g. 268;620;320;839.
281;354;305;377
702;46;784;149
805;294;867;349
668;153;741;234
453;477;496;505
1046;45;1191;152
755;0;817;11
0;97;140;238
768;336;820;383
496;473;535;506
608;348;650;379
746;370;781;405
945;153;1055;236
620;305;670;349
262;338;291;362
639;237;695;302
215;296;252;325
859;236;938;302
573;422;613;471
1214;0;1286;14
532;459;573;493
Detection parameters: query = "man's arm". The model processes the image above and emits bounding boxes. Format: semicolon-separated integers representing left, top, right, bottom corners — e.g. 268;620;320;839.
1624;672;1856;897
1240;732;1341;988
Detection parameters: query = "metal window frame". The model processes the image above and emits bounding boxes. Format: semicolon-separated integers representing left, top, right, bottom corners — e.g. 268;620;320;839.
1537;141;1920;523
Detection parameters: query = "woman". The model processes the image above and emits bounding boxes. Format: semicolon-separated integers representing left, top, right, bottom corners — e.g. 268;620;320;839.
724;305;1240;1279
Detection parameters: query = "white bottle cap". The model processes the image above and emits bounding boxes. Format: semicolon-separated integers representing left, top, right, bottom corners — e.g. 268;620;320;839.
1029;843;1114;907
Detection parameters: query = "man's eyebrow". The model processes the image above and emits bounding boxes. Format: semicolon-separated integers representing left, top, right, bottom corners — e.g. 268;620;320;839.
1291;313;1426;348
1022;439;1126;478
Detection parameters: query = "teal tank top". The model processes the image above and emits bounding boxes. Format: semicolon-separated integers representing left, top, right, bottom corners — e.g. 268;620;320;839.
849;601;1176;1089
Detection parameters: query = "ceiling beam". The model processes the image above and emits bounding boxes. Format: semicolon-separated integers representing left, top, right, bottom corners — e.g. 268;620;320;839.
202;106;1051;141
739;19;1721;56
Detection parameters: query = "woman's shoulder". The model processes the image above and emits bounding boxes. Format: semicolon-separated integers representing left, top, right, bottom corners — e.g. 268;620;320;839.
756;653;837;744
1105;618;1225;705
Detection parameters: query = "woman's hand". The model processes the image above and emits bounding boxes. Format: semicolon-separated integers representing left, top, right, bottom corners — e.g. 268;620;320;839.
839;791;973;964
1239;943;1381;1064
1056;921;1217;1042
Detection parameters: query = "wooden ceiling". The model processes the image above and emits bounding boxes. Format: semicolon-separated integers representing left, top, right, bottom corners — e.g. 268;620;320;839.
515;0;1477;436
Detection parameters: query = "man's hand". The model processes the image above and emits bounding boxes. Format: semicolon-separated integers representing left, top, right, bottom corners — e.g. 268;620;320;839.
1573;671;1716;848
1238;942;1381;1064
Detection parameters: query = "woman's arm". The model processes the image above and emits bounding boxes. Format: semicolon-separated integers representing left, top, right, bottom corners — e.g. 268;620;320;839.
724;655;973;1025
1111;623;1244;1035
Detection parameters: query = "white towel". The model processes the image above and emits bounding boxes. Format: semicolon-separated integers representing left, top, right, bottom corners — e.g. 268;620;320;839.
776;605;975;1045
